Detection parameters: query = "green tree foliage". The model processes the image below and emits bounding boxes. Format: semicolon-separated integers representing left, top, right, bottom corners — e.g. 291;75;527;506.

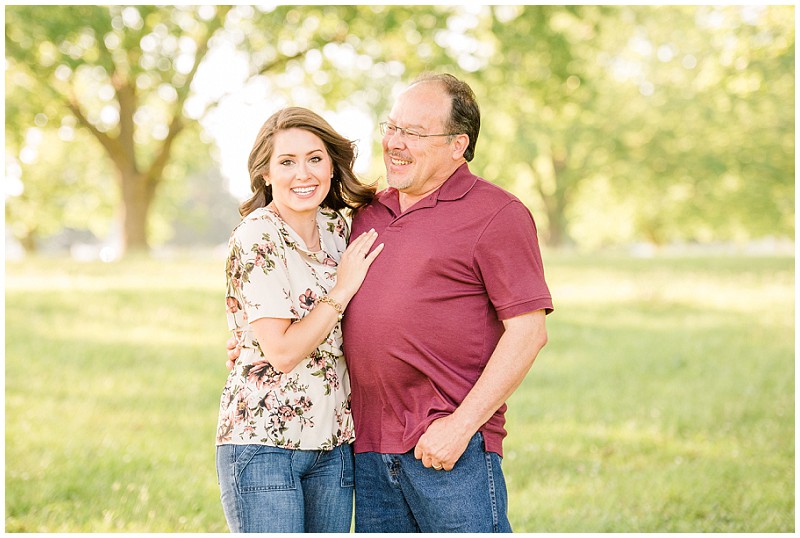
5;128;116;252
4;5;454;255
470;5;793;247
6;5;233;254
5;6;794;253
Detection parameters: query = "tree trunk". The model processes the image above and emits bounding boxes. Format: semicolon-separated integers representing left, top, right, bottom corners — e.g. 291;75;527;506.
542;195;569;247
533;151;571;248
119;169;154;255
20;230;38;254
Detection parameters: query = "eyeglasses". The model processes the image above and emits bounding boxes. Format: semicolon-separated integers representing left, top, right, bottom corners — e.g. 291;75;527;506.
379;122;459;141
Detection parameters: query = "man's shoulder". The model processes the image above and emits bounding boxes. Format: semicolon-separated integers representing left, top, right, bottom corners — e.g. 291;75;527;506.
470;175;520;203
459;175;528;219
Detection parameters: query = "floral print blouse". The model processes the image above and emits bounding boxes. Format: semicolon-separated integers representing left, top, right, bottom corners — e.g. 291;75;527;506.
216;206;355;450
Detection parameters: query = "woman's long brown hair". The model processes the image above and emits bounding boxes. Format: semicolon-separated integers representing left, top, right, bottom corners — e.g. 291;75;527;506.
239;107;376;217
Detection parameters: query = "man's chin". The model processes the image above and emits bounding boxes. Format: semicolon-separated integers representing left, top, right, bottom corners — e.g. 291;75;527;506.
386;175;412;191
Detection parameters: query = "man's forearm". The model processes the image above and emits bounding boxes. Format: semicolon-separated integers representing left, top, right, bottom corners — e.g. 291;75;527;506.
413;309;548;470
450;309;548;435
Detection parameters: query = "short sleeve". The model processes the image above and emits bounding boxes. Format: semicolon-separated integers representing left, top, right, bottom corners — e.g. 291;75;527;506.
229;217;296;323
320;208;349;259
472;200;554;319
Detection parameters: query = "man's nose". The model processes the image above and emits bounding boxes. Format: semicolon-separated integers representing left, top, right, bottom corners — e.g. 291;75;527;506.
385;129;405;148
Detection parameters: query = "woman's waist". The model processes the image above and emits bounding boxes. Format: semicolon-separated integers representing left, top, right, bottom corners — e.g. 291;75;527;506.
232;329;344;357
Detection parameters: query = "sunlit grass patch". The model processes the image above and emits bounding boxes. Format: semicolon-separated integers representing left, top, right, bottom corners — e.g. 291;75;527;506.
6;253;794;532
504;253;793;532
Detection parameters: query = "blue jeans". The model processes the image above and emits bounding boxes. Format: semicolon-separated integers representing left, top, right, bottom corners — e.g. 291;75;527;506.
354;432;512;533
216;443;354;533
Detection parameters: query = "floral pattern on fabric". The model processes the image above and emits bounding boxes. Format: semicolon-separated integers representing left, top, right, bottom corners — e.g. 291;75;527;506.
216;207;354;450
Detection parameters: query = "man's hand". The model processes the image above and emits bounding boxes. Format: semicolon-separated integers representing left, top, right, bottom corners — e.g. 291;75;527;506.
225;335;241;371
414;311;548;472
413;414;474;472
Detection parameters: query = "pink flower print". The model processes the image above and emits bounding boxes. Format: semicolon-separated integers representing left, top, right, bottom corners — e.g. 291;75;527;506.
216;417;234;443
297;396;313;413
259;391;278;410
269;414;282;429
226;296;241;314
322;255;337;267
325;368;340;390
277;404;296;420
245;360;282;390
253;241;276;268
338;422;354;441
228;255;241;277
308;350;326;369
299;288;317;311
256;241;276;260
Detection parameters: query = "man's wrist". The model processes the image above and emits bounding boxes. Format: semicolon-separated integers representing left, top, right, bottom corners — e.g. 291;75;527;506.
446;408;481;438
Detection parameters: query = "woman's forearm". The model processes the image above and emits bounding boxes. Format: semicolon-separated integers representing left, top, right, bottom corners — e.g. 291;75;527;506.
250;286;351;373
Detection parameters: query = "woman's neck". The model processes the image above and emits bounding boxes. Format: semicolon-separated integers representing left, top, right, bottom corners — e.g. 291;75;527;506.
269;203;320;251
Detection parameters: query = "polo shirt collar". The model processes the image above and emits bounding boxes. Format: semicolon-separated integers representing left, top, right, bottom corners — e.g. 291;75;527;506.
377;163;477;213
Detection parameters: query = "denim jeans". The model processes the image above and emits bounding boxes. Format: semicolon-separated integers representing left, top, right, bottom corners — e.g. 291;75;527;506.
354;432;512;533
216;443;354;533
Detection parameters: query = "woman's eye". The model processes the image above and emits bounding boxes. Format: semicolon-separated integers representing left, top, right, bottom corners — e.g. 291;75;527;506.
280;159;294;166
310;156;322;163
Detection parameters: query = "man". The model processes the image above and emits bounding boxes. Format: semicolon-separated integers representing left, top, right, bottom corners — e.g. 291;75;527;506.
229;73;552;532
344;73;552;533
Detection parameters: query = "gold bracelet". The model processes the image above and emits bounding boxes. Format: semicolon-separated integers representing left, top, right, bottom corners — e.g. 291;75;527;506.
316;295;344;321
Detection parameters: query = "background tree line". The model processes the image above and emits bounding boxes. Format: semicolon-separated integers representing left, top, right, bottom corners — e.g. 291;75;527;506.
5;5;794;256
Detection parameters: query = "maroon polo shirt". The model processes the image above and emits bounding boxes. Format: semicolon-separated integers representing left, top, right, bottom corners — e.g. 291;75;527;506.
342;163;553;456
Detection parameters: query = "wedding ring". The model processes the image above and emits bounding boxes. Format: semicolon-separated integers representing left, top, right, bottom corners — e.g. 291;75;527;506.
433;464;443;470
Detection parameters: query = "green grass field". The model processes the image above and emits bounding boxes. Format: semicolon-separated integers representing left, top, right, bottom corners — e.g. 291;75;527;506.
5;252;794;532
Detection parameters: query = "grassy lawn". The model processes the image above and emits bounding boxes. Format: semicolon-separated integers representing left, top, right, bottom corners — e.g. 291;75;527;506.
5;252;794;532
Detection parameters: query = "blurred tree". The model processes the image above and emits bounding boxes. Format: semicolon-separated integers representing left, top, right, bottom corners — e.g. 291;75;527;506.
4;5;458;255
6;5;233;254
615;5;795;245
471;5;793;247
471;5;622;247
6;5;793;253
5;127;116;253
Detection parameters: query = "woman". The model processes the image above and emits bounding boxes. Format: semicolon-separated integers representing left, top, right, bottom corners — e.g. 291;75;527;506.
216;107;383;533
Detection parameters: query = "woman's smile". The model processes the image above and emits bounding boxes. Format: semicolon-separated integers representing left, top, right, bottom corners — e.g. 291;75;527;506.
291;185;319;198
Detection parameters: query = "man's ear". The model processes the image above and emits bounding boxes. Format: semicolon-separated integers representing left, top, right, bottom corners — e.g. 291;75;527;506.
451;133;469;160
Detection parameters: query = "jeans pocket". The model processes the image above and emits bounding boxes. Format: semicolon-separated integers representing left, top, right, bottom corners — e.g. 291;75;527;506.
339;443;355;488
235;444;296;493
